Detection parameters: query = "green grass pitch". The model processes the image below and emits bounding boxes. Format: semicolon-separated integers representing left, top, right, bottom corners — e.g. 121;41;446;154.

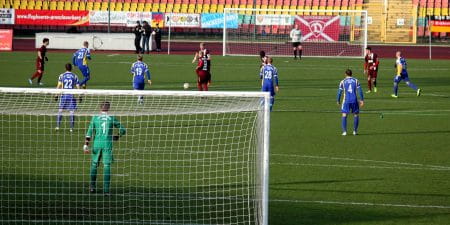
1;51;450;224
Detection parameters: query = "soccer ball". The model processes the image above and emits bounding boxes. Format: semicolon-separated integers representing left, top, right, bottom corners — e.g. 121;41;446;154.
183;83;189;90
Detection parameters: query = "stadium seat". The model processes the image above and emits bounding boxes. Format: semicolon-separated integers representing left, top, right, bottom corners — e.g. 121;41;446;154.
93;2;101;10
64;1;72;10
49;1;57;10
56;1;64;10
123;2;130;10
86;1;93;10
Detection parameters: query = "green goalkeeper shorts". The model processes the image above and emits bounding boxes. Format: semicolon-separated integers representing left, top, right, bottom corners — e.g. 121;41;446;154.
91;148;113;165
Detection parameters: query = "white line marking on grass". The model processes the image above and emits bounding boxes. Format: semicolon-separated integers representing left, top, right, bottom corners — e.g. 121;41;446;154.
272;199;450;209
272;154;450;170
271;162;450;171
106;54;120;57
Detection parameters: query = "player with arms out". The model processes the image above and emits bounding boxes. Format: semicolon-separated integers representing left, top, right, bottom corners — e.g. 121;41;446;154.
192;42;211;69
28;38;49;86
195;51;211;91
337;69;364;136
83;101;126;195
364;47;379;93
391;51;421;98
72;41;92;89
130;54;152;104
290;24;302;60
260;57;279;111
55;63;80;132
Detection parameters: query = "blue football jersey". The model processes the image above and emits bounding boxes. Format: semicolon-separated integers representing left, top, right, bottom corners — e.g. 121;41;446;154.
396;57;408;74
72;48;91;67
58;72;79;90
338;77;362;104
260;64;279;87
130;61;151;84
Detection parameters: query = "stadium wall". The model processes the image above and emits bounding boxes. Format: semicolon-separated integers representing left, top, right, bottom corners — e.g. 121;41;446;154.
35;32;135;50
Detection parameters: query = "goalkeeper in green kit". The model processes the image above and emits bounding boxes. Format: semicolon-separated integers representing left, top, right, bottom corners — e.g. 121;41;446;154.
83;101;126;195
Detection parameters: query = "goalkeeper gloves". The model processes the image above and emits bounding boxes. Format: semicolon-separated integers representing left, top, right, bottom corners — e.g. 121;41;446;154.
83;144;90;153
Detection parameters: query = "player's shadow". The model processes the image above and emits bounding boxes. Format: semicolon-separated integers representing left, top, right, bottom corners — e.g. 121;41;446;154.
358;130;450;136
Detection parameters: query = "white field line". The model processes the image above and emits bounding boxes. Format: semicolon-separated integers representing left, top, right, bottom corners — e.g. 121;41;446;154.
272;154;450;170
271;162;450;171
272;199;450;209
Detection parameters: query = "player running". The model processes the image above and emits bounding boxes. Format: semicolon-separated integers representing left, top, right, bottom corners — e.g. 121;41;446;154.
195;51;211;91
391;51;421;98
72;41;92;89
55;63;80;132
28;38;49;86
260;57;279;111
130;54;152;104
290;24;302;60
83;101;126;195
364;47;379;93
337;69;364;136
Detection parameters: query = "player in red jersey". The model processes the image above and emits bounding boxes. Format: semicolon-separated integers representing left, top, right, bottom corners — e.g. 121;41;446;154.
28;38;49;86
364;47;379;93
195;51;211;91
192;42;211;71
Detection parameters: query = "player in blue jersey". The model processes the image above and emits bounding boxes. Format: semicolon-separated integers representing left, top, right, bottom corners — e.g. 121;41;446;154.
337;69;364;136
72;41;91;89
391;51;421;98
55;63;80;132
130;54;152;104
260;57;279;111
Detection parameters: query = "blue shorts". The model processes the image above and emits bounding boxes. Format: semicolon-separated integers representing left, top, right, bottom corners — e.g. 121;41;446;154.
133;82;145;90
262;84;275;97
394;72;410;82
59;95;77;110
78;65;90;77
341;102;359;114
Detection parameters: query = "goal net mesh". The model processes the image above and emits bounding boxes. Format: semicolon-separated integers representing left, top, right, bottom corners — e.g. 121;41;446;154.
0;88;269;225
223;8;367;57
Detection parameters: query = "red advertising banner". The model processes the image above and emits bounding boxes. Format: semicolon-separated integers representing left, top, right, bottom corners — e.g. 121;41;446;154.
15;9;89;26
0;29;13;51
430;20;450;32
294;15;340;42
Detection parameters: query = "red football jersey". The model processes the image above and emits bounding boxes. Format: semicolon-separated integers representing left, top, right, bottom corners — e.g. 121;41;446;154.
364;53;379;71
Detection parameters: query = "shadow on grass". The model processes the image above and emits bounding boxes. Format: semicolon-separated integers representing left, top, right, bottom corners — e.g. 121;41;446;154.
270;200;450;225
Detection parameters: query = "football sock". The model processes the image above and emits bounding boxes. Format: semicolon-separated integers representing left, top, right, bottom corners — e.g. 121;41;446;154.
202;83;208;91
104;164;111;193
37;74;43;84
293;50;297;58
406;82;418;91
393;82;399;96
90;162;98;188
341;116;347;132
354;116;359;132
367;80;372;91
373;80;377;87
69;111;75;129
56;110;63;127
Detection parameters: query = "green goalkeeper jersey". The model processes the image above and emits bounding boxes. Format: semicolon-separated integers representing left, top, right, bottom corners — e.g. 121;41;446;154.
86;112;126;149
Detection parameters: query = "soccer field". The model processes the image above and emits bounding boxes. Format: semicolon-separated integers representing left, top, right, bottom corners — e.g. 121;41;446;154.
1;51;450;224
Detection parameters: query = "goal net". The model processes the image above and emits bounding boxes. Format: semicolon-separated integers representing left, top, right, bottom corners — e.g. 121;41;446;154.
0;88;270;225
223;8;368;58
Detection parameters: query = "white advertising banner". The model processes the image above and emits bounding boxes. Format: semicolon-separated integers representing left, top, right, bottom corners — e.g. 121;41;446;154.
0;8;15;25
165;13;200;27
255;14;293;26
125;11;152;27
89;11;128;26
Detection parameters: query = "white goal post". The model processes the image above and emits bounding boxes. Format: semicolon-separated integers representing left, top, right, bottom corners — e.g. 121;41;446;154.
0;88;270;225
223;8;368;58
